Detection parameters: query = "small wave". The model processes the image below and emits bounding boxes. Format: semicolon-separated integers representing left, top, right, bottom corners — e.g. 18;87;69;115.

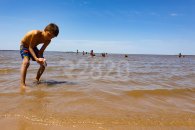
70;68;84;73
0;68;18;74
124;88;195;97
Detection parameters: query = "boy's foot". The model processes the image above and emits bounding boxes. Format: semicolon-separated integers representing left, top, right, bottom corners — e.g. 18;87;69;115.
20;84;30;91
35;78;41;84
20;84;26;89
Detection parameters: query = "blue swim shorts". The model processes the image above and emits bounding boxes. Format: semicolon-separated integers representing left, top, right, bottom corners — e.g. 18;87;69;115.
20;45;43;61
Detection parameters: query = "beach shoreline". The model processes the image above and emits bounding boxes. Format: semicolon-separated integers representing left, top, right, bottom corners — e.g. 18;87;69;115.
0;115;195;130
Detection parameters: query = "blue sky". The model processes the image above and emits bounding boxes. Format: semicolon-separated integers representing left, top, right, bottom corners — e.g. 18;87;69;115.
0;0;195;54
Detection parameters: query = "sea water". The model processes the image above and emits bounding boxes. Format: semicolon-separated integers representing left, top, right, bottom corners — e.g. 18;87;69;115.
0;50;195;130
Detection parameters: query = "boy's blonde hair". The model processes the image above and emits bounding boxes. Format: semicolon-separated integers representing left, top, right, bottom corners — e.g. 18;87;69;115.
44;23;59;37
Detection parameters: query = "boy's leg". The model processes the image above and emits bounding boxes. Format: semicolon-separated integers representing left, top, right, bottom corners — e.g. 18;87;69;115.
36;64;45;82
20;57;30;88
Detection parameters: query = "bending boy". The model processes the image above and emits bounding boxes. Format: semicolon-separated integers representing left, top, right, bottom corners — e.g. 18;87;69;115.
20;23;59;89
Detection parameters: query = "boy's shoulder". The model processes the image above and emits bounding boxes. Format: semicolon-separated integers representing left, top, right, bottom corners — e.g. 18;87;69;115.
27;30;42;36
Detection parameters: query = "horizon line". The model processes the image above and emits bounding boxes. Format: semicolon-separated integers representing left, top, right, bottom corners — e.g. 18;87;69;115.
0;49;193;56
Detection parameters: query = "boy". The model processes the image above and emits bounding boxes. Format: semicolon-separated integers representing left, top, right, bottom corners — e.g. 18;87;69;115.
20;23;59;89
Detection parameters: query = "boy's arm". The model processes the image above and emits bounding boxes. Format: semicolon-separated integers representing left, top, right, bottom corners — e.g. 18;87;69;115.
39;40;50;57
29;35;39;61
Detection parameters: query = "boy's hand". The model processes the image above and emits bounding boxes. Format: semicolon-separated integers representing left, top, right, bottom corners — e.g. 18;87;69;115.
36;58;46;65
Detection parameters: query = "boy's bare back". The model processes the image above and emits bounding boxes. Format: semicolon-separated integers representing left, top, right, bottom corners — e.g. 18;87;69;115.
21;30;51;48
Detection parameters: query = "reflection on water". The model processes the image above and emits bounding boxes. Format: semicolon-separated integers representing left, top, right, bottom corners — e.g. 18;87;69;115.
0;51;195;129
38;80;77;86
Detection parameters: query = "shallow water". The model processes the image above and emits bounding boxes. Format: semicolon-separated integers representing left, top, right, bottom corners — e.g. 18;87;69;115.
0;50;195;129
